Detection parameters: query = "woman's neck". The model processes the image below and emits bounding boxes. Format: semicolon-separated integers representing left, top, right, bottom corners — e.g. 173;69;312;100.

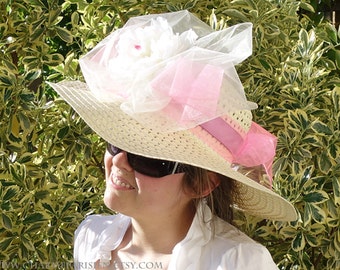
124;203;196;256
107;204;196;270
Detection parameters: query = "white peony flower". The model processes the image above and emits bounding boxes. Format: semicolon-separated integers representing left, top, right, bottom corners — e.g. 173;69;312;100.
108;17;198;90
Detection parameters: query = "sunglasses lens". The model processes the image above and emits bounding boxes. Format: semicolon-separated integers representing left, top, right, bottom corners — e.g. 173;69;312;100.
127;154;179;178
107;143;183;177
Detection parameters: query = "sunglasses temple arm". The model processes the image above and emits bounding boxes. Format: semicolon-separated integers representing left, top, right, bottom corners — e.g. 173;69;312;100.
171;162;179;174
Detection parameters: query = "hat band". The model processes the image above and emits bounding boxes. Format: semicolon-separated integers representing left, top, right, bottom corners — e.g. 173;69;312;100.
200;117;243;154
194;117;277;187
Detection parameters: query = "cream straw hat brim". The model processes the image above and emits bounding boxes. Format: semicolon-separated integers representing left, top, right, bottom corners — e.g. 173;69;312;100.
49;80;297;222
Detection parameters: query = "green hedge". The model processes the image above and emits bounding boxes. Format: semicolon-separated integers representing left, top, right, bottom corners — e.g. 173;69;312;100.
0;0;339;269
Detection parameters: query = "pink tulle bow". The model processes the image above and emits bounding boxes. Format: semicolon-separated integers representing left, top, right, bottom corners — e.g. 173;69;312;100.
233;122;277;182
201;119;277;185
151;57;224;127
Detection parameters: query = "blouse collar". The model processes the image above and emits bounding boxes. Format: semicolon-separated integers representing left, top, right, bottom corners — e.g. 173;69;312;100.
97;202;214;268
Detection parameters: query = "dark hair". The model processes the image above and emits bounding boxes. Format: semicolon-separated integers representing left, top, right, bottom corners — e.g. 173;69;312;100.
181;166;238;223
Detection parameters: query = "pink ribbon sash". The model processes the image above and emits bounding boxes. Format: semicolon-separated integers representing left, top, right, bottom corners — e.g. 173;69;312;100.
201;119;277;185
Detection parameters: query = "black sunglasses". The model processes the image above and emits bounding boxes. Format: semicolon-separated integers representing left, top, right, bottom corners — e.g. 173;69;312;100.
106;144;186;178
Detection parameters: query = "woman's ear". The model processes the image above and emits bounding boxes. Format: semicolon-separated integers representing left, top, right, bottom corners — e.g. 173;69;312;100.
200;172;220;197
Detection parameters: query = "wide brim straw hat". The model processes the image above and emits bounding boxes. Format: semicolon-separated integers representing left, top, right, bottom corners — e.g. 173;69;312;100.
49;10;297;222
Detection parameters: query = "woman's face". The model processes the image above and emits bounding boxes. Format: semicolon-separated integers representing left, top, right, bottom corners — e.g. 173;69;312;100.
103;150;195;219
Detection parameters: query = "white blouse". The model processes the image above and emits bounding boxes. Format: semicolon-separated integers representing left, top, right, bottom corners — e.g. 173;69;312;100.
73;204;278;270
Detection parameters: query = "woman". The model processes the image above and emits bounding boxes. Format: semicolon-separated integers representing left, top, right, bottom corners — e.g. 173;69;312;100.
49;10;297;270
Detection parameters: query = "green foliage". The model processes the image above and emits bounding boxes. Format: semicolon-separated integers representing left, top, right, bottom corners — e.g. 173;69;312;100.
227;1;340;269
0;0;109;265
0;0;339;269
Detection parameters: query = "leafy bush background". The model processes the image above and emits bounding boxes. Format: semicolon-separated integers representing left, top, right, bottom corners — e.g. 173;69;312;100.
0;0;339;269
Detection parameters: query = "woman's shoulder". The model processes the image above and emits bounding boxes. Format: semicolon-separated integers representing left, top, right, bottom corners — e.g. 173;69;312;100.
208;218;278;269
75;214;121;234
213;217;257;244
74;213;131;268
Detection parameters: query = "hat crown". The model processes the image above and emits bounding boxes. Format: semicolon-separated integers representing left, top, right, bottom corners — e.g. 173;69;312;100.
79;10;256;133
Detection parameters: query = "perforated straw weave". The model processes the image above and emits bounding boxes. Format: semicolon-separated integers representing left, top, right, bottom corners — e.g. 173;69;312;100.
49;80;297;222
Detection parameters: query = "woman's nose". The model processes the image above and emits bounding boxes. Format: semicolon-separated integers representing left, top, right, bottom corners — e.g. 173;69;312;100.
111;151;134;173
